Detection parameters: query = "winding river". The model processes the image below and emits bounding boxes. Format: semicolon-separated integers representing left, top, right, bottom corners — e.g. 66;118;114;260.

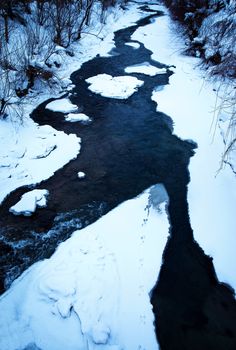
0;3;236;349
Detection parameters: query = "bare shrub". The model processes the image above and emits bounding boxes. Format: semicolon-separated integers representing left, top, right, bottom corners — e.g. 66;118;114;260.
49;0;93;47
0;70;23;121
212;82;236;170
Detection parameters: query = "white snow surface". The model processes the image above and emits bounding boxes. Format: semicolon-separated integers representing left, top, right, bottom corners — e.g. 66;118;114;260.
46;98;78;113
133;8;236;289
86;74;144;99
65;113;91;123
125;62;167;76
9;189;49;216
0;185;169;350
0;119;80;204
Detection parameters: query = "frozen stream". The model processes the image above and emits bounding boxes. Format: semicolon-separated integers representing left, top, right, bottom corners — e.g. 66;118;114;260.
0;3;236;349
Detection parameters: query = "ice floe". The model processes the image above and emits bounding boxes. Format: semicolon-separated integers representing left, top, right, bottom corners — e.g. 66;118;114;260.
86;74;144;99
9;189;49;216
65;113;91;123
125;62;167;76
46;98;78;113
78;171;86;179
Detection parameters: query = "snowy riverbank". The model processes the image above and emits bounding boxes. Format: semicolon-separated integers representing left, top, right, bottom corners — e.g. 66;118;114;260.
0;184;169;350
132;5;236;289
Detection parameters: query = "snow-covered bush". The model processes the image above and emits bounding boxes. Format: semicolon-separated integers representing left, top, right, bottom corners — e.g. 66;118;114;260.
162;0;235;78
199;3;236;78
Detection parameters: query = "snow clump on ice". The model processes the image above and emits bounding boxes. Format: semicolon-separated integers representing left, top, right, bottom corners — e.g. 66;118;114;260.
9;189;49;216
78;171;86;179
65;113;91;123
125;62;167;76
86;74;144;99
46;98;78;113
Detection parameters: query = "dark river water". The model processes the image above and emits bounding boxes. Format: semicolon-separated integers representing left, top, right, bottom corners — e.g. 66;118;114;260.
0;3;236;349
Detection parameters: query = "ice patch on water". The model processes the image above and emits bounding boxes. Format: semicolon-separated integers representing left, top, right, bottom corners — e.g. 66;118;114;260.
46;98;78;113
65;113;91;123
86;74;144;99
9;189;49;216
125;62;167;76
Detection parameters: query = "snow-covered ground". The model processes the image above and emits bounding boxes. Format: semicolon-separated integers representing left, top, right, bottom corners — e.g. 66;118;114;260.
0;184;169;350
0;118;80;204
86;74;144;99
132;6;236;290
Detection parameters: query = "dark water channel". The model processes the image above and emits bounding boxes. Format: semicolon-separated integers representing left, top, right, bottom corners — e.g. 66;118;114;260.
1;3;236;349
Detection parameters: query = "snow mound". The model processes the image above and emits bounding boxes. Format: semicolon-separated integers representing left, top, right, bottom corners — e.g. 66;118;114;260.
0;184;169;350
9;189;49;216
65;113;91;123
46;98;78;113
86;74;144;99
125;62;167;76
